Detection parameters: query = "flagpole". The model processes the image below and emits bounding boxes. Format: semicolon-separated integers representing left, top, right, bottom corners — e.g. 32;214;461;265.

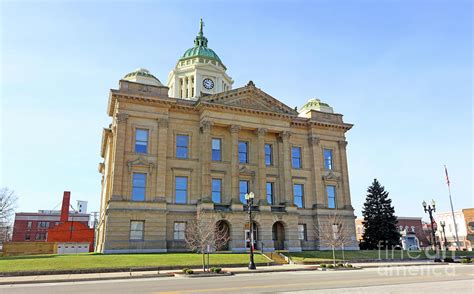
445;165;460;251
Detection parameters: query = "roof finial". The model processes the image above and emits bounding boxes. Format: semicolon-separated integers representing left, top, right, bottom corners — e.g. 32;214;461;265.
199;18;205;36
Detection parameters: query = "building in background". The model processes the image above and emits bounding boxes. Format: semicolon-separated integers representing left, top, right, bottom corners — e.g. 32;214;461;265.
12;195;89;243
435;209;473;251
11;192;94;254
355;217;430;249
96;21;358;253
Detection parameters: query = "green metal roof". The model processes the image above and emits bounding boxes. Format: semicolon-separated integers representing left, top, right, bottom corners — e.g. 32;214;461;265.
179;19;225;67
299;98;334;113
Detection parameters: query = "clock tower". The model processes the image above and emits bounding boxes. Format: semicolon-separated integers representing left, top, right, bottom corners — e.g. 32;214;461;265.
168;19;233;99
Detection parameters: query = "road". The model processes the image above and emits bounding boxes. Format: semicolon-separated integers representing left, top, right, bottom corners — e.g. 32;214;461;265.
0;264;472;294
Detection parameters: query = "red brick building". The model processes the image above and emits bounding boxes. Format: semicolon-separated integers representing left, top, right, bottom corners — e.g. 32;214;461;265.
12;192;92;247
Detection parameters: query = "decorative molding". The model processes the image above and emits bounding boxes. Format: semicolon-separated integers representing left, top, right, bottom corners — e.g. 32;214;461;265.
230;125;241;134
308;135;320;146
338;140;348;149
127;157;155;174
157;118;169;128
239;165;255;176
255;128;268;136
247;80;255;87
116;113;129;123
278;131;292;141
200;120;213;133
322;171;341;182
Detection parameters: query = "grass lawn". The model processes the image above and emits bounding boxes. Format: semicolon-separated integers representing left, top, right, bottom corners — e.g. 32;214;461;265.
0;253;269;273
287;250;469;263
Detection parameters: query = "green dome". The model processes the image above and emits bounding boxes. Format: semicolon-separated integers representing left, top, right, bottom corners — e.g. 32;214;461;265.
180;46;222;63
179;19;225;68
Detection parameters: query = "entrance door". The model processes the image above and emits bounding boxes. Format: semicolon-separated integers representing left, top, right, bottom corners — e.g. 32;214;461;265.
272;222;285;250
244;222;258;249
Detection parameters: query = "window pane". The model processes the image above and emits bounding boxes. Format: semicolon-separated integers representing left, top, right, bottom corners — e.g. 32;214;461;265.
135;129;149;154
324;149;333;170
136;129;148;141
239;180;249;203
176;135;189;158
212;138;221;150
238;141;248;163
175;177;188;204
212;139;221;161
292;147;301;168
326;185;336;209
132;173;146;201
266;182;273;205
212;179;221;203
265;144;272;166
293;184;304;208
135;142;147;153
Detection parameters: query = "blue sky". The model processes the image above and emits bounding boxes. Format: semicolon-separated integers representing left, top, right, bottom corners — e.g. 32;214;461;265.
1;0;472;220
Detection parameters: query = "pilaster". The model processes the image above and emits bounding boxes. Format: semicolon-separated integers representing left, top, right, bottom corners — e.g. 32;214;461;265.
200;120;213;202
156;118;169;199
338;140;351;209
230;125;241;205
278;131;292;206
256;128;267;204
309;135;324;207
111;113;128;199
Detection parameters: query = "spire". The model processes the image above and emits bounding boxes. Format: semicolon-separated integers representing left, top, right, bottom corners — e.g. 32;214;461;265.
194;18;208;47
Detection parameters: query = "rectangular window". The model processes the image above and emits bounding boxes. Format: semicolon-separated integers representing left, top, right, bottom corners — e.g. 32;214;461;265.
38;221;49;228
264;144;273;166
292;147;302;168
298;224;307;240
239;180;249;203
238;141;248;163
212;178;222;203
176;135;189;159
326;185;336;209
36;233;46;241
25;234;30;241
175;176;188;204
130;221;144;240
266;182;274;205
323;149;333;170
293;184;304;208
27;221;32;229
135;129;149;154
174;222;186;240
212;138;221;161
132;173;146;201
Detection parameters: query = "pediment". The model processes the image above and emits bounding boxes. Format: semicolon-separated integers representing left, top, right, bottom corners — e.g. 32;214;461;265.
127;157;155;174
200;82;298;116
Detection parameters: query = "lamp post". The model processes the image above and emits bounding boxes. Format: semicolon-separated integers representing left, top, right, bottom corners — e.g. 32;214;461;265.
245;192;256;270
422;200;441;262
440;220;448;251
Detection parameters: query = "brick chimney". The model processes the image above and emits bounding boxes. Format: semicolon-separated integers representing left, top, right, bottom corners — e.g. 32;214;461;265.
60;191;71;223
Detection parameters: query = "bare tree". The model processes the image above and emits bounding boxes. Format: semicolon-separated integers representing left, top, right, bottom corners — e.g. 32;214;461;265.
185;208;230;271
0;187;18;242
314;212;352;265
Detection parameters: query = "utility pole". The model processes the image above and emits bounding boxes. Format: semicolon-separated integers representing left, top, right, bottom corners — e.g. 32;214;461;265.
444;165;460;250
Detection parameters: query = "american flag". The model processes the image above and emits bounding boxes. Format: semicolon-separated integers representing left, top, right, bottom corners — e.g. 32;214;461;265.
444;165;450;187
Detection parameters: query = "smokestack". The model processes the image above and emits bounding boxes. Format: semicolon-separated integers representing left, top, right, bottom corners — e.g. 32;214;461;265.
60;191;71;223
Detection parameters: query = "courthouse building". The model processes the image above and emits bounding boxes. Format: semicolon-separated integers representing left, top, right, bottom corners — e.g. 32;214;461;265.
96;21;358;253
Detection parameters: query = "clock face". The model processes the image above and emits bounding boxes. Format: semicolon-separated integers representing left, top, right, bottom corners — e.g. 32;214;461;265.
203;78;214;90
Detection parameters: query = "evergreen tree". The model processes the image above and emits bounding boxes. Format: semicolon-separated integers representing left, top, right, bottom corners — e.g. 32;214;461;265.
361;179;400;249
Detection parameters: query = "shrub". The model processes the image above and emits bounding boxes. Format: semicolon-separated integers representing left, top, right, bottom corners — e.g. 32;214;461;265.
460;258;471;264
210;267;222;273
444;257;454;263
185;269;194;275
327;264;334;269
182;268;189;273
345;264;353;268
337;263;344;267
320;264;327;268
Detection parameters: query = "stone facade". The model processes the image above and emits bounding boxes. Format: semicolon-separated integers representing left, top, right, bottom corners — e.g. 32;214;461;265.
95;22;358;253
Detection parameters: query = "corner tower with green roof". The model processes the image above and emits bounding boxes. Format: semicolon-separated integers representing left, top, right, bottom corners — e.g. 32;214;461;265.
167;19;233;100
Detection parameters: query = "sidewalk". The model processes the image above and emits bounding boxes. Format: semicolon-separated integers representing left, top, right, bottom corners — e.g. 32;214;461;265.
0;261;443;285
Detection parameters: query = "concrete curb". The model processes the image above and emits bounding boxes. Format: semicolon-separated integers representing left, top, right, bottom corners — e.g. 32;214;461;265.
0;273;175;286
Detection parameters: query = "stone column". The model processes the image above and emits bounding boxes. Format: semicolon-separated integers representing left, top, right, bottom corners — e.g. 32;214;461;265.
338;141;351;209
230;125;241;205
308;135;324;208
111;113;128;199
278;131;292;206
187;76;192;98
200;120;213;202
256;128;268;205
156;118;168;201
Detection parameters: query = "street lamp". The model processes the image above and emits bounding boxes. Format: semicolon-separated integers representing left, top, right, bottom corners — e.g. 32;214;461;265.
422;199;441;262
440;220;448;251
245;192;256;270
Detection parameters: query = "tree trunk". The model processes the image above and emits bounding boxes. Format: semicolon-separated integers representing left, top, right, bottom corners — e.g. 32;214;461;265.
332;245;336;266
202;252;205;271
